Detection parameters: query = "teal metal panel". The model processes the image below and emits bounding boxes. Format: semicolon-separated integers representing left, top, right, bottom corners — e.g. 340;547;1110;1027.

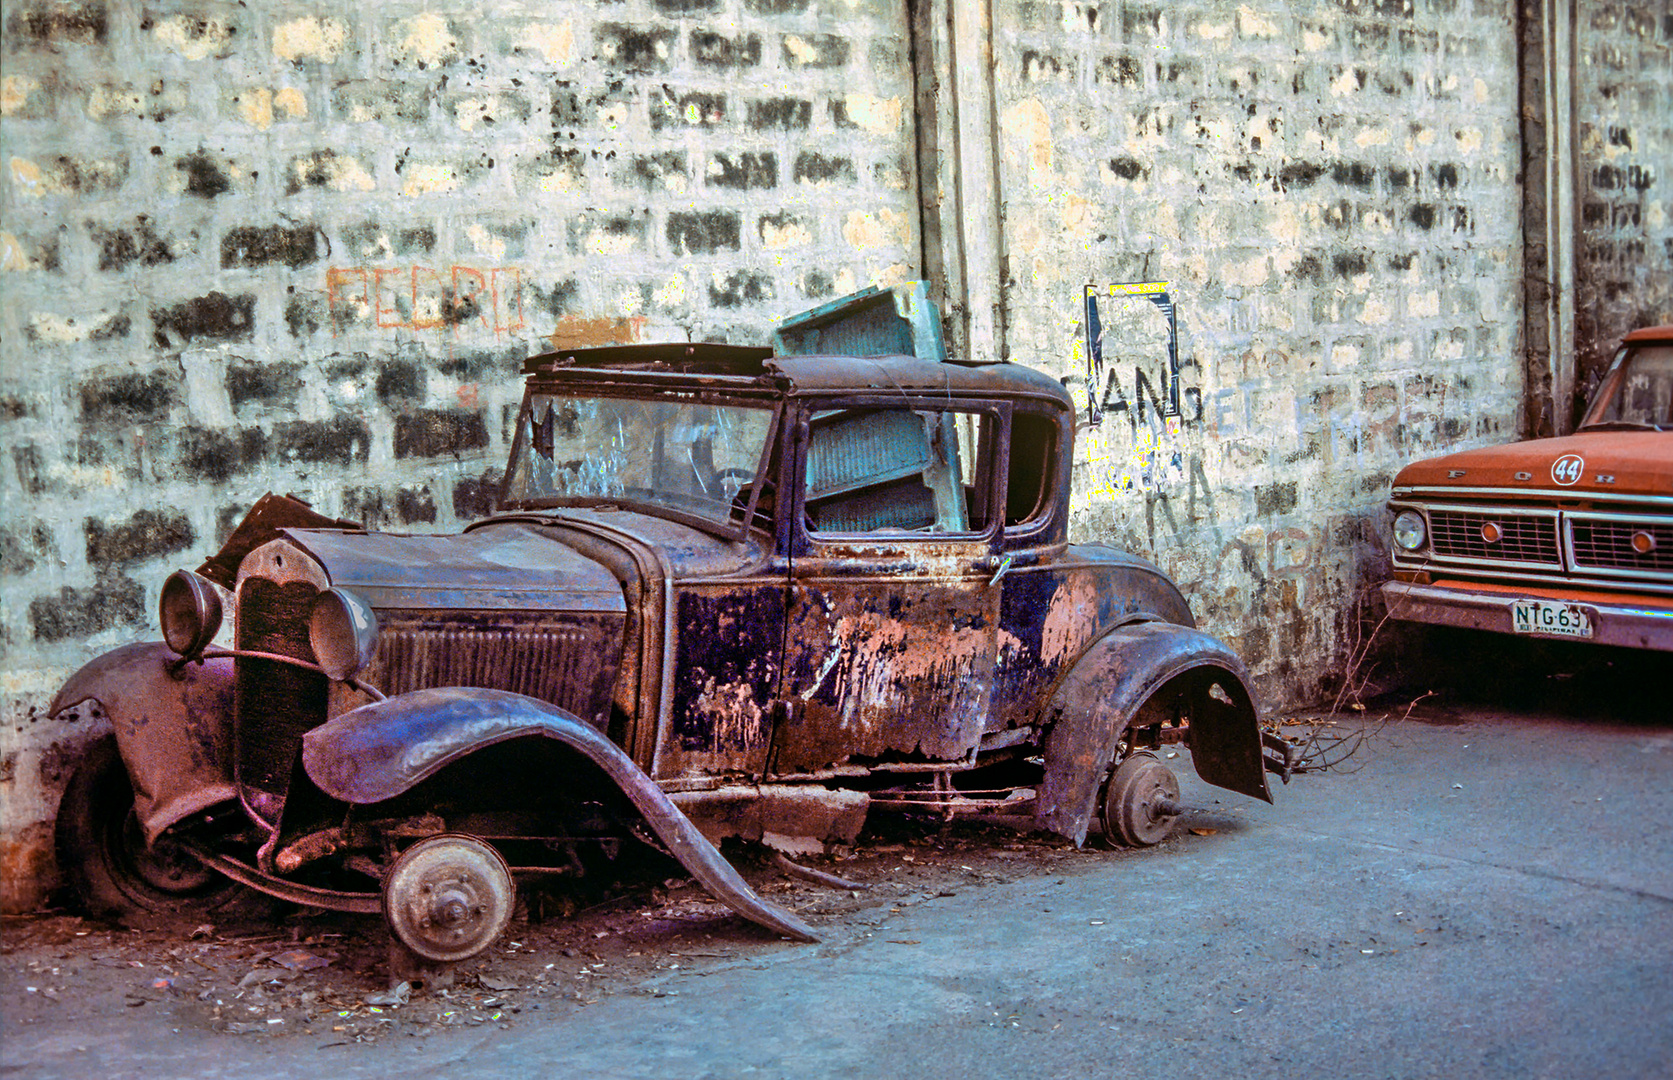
772;283;947;365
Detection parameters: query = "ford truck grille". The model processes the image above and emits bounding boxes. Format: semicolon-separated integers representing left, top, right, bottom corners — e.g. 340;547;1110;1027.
1393;499;1673;593
1569;516;1673;574
1427;508;1561;566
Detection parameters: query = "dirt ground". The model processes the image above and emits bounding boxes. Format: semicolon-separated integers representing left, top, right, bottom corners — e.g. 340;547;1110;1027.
0;711;1413;1049
6;637;1667;1079
1;802;1114;1046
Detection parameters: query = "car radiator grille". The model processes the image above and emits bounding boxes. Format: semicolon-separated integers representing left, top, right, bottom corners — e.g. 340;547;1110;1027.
235;577;328;800
365;612;619;723
1569;518;1673;574
1427;509;1561;565
235;585;625;802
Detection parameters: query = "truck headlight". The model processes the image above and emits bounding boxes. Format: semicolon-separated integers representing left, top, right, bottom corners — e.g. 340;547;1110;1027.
1392;510;1427;551
309;587;379;682
160;570;223;657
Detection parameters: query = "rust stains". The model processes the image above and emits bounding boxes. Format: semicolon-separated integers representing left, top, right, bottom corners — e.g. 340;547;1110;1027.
547;315;644;351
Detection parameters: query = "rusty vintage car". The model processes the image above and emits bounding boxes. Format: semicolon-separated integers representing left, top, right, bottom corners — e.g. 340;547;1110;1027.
51;287;1287;971
1383;324;1673;651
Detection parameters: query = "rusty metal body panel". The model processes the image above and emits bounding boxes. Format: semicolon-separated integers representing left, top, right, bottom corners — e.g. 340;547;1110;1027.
665;580;785;777
49;642;235;843
779;558;1000;769
300;687;815;942
284;522;629;613
989;544;1194;734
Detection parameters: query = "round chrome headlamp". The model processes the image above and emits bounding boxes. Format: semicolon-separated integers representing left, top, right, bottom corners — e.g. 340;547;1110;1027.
308;587;379;682
1392;509;1427;552
159;569;223;657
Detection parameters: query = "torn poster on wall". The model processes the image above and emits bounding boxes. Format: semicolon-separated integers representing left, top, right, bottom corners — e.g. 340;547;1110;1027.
1083;282;1179;426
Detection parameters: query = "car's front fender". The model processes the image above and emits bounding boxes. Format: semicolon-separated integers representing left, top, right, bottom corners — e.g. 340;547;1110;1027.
50;642;236;844
300;687;818;942
1036;621;1270;845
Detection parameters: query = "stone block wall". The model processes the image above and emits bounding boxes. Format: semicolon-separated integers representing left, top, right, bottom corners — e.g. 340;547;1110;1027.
1573;3;1673;390
0;0;919;910
989;0;1527;699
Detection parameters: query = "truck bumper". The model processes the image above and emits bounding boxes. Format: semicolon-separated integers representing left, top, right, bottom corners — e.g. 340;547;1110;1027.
1381;580;1673;652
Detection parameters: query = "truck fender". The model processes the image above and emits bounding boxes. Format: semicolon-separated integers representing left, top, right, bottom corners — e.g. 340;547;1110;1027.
1036;620;1270;846
301;687;818;943
49;642;236;844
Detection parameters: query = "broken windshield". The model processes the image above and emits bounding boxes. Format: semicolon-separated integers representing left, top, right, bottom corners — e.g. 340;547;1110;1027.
502;393;775;523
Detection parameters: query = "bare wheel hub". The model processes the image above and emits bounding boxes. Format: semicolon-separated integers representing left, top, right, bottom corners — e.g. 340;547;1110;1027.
382;834;513;963
1099;750;1182;848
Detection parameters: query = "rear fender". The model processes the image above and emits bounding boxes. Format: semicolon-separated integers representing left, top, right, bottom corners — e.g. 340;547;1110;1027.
1036;621;1269;845
301;687;818;943
49;642;236;844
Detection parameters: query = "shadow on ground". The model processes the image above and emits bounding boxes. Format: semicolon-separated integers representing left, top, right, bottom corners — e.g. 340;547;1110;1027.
1364;626;1664;725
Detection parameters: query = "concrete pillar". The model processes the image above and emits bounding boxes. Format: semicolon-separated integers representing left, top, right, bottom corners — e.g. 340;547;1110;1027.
1519;0;1578;436
911;0;1006;365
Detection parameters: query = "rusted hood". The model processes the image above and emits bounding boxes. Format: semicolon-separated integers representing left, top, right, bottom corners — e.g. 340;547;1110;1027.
281;522;627;613
468;507;768;578
1393;432;1673;497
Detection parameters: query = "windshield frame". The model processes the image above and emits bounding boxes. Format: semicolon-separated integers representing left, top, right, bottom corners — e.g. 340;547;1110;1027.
498;382;785;541
1579;341;1673;432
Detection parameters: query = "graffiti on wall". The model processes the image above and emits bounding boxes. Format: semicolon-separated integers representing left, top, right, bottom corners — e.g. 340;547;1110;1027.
1083;282;1180;422
1069;281;1204;501
326;266;526;337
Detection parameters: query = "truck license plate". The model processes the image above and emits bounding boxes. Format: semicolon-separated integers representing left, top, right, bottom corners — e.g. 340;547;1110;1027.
1510;599;1593;638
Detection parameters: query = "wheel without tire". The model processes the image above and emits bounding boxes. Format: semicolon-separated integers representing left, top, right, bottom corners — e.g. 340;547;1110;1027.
383;834;514;963
1098;750;1181;848
55;735;249;924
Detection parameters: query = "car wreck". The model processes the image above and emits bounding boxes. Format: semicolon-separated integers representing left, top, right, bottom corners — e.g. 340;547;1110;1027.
1383;324;1673;651
50;286;1290;978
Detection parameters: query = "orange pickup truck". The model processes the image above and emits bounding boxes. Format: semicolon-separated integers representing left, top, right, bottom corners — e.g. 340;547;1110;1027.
1383;325;1673;652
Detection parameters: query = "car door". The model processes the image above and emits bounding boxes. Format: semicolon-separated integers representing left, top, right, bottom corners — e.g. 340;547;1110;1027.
773;397;1007;773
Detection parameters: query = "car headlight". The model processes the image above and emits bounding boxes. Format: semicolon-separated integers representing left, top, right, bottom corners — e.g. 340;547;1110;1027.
309;587;379;682
1392;509;1427;551
160;570;223;657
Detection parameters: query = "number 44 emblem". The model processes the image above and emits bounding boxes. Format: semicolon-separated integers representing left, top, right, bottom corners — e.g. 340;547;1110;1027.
1551;453;1585;486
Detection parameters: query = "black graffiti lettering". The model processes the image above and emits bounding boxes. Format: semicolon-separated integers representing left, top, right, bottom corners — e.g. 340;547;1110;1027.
1134;366;1167;422
1182;386;1203;423
1100;368;1131;418
1144;488;1180;548
1187;453;1215;522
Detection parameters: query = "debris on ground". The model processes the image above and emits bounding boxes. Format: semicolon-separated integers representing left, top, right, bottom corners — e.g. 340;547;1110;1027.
1;759;1309;1043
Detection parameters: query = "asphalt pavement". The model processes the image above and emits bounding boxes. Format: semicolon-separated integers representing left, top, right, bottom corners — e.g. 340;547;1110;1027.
4;674;1670;1080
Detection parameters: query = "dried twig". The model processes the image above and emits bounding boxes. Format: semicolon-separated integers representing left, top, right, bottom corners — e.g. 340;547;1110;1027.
772;852;869;891
1330;580;1404;715
1285;690;1434;774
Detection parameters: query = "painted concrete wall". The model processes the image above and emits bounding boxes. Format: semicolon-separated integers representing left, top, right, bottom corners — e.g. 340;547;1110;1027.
1;0;1669;911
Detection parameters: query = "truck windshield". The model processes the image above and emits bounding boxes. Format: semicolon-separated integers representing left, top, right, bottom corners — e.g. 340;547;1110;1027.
502;393;775;522
1580;344;1673;431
